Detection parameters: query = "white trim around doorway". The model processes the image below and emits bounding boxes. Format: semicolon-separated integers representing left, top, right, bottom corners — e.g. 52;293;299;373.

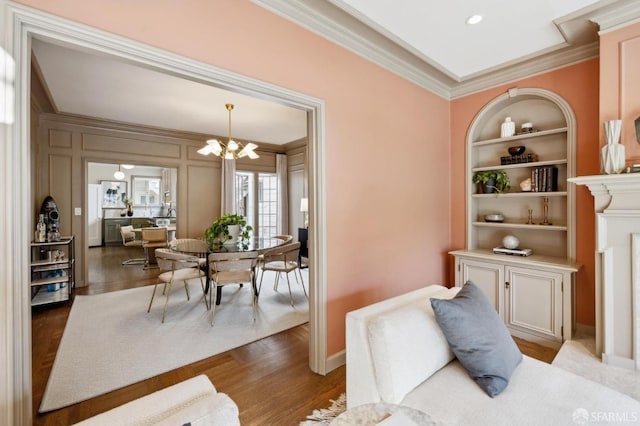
2;3;327;424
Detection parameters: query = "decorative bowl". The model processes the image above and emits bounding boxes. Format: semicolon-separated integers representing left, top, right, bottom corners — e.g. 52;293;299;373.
484;214;504;223
508;146;526;156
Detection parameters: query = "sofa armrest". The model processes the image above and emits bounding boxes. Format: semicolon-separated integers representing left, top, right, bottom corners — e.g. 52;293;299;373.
73;375;240;426
346;285;452;409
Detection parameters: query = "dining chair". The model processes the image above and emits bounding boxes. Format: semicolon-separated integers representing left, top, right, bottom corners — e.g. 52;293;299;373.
208;251;259;326
148;248;208;323
258;241;307;307
119;225;145;265
169;238;209;267
256;234;293;273
141;227;168;268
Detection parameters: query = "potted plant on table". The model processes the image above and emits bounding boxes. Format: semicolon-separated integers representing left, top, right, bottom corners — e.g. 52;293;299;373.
205;213;252;249
472;170;510;194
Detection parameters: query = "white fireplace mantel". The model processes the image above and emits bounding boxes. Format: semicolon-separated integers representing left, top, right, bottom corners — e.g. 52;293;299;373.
569;173;640;370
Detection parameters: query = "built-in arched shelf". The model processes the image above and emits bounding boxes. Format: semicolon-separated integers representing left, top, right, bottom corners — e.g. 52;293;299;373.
450;87;581;349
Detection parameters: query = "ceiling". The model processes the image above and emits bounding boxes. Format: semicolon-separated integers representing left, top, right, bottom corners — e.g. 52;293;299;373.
31;1;640;141
326;0;603;80
31;39;309;145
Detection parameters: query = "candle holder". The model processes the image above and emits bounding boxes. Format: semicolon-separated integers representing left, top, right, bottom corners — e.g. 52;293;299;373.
540;197;552;225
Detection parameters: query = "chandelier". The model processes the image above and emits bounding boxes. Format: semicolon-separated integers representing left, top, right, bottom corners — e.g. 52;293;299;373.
197;103;259;160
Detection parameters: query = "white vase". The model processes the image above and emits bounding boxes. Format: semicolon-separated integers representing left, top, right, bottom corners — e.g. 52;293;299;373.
223;224;240;245
601;120;626;174
500;117;515;138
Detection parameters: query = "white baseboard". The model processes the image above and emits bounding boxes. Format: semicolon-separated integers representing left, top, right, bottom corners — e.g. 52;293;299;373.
326;349;345;373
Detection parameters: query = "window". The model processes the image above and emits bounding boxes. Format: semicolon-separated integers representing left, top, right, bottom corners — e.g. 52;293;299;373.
235;172;279;238
235;172;254;230
258;173;277;238
132;176;162;206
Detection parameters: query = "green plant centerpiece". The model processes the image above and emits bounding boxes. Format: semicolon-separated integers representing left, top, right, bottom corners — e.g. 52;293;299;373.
472;170;510;194
205;213;252;249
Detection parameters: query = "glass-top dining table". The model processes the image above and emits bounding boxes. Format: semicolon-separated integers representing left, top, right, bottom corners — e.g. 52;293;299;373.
170;236;286;304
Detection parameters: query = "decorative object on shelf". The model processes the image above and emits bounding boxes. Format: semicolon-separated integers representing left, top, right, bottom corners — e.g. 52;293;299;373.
540;197;552;225
500;152;537;165
123;197;133;217
502;235;520;249
500;117;515;138
197;104;259;160
520;177;532;192
531;166;558;192
520;122;534;133
300;197;309;228
507;145;525;156
526;209;534;224
635;116;640;144
472;170;510;194
205;213;252;249
484;213;504;223
601;119;625;174
35;213;47;243
39;195;61;242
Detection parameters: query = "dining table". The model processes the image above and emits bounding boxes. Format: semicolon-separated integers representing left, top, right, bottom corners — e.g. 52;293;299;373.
171;236;286;305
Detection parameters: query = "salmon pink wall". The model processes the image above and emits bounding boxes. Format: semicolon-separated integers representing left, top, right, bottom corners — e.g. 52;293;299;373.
600;22;640;165
450;59;600;326
15;0;452;356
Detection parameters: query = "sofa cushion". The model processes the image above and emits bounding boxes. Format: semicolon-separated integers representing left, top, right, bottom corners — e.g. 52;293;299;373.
430;281;522;397
367;293;456;404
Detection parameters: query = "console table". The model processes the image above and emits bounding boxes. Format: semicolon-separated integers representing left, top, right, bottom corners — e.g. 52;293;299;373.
298;227;308;269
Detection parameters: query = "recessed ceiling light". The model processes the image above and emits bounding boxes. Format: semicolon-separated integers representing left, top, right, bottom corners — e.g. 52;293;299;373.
466;14;483;25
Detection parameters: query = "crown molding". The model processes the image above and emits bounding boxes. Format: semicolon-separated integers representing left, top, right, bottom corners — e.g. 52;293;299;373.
250;0;453;99
251;0;610;100
592;0;640;34
450;42;600;99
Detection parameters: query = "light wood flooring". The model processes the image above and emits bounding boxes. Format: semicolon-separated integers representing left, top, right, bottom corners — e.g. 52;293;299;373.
31;245;557;425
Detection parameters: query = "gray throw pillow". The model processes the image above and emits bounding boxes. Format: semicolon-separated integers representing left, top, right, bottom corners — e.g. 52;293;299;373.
430;281;522;397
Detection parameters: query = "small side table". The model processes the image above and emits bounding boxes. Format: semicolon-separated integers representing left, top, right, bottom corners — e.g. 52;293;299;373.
330;402;439;426
298;227;308;269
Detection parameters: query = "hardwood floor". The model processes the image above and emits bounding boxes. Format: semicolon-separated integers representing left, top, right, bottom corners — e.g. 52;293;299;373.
31;246;557;425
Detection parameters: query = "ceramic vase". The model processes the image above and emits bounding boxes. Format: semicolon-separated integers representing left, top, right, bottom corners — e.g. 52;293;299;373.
223;224;240;246
500;117;515;138
601;120;625;174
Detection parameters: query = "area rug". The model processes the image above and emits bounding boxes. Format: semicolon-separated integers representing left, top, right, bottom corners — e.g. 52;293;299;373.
552;332;640;401
300;393;346;425
40;277;309;412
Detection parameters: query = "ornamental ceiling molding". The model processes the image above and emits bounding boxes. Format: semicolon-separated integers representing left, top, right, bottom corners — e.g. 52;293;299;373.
251;0;640;100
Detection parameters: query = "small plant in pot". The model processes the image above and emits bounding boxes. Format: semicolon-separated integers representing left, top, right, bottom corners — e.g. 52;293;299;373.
205;213;252;249
472;170;510;194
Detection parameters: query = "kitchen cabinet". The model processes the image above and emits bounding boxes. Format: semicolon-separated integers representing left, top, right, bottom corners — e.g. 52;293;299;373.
103;218;131;245
30;236;75;306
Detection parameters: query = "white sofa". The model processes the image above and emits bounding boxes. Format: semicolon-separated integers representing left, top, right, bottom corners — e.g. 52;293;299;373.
73;375;240;426
346;285;640;426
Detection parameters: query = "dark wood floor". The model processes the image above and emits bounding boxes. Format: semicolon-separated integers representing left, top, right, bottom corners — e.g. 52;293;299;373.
31;246;556;425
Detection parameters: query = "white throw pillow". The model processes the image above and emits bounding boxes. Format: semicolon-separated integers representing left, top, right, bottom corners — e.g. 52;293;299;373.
367;296;455;404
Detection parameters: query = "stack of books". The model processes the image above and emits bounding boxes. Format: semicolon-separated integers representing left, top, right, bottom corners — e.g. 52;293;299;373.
531;166;558;192
500;153;538;165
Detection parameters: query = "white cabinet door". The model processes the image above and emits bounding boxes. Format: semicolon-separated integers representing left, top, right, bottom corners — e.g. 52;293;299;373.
505;266;563;342
457;257;504;319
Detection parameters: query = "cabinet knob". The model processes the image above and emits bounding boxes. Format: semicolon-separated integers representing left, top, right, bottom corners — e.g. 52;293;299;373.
505;281;510;289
